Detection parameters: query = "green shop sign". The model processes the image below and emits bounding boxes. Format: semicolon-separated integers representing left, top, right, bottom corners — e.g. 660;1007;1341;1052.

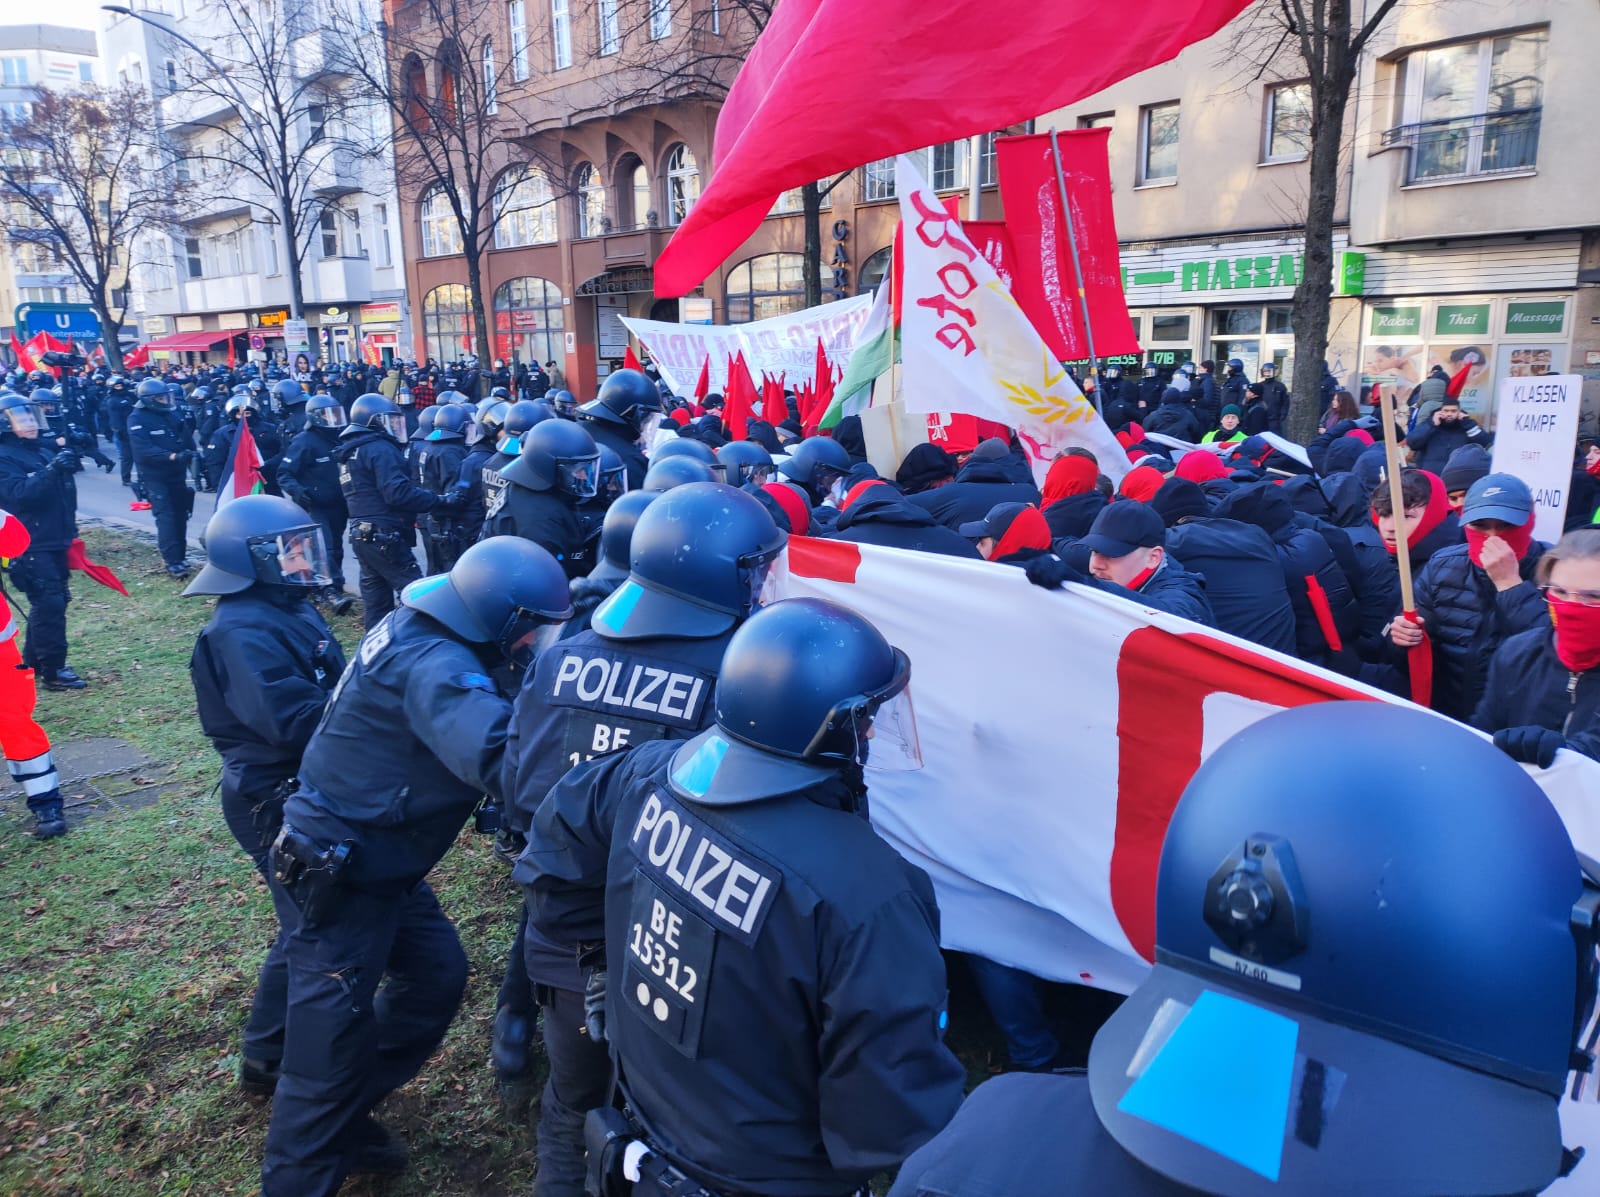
1504;301;1566;335
1434;304;1490;337
1121;253;1302;294
1334;251;1366;297
1369;305;1422;338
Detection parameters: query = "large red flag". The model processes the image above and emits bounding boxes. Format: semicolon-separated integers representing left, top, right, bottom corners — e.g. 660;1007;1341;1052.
760;372;787;426
724;353;756;441
22;333;56;376
652;0;1252;296
963;220;1018;292
9;333;36;372
692;355;711;404
996;130;1141;361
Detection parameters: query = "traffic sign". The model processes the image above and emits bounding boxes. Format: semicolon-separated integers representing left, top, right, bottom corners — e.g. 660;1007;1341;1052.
14;302;101;340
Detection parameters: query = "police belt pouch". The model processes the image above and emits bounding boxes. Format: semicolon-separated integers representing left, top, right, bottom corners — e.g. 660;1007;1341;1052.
270;824;354;921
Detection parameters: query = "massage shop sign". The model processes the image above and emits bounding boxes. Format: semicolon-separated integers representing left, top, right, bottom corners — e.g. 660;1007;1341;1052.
1115;234;1351;306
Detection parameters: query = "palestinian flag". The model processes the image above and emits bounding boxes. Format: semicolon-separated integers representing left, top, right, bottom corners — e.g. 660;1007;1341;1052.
819;278;892;431
215;416;264;510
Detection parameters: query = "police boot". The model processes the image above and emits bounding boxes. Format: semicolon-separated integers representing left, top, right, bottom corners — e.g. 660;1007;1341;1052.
42;667;87;691
347;1116;408;1176
29;796;67;840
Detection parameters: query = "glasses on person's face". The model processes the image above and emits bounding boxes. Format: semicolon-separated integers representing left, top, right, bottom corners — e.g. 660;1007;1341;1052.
1543;586;1600;608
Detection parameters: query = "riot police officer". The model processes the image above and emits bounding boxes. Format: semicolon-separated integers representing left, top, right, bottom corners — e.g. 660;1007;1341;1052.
262;537;572;1197
651;436;725;481
564;488;656;640
185;494;346;1099
273;379;309;439
578;369;662;489
125;378;196;578
502;484;784;1189
277;395;352;612
0;392;84;691
484;419;599;577
455;399;503;546
208;392;284;497
523;597;966;1197
890;701;1597;1197
716;439;773;489
777;435;854;508
105;374;138;492
419;403;473;573
641;455;716;493
335;392;460;630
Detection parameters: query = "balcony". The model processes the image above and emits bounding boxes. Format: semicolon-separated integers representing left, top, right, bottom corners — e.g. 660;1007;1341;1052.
312;254;372;304
1381;107;1541;186
597;226;671;268
306;145;363;195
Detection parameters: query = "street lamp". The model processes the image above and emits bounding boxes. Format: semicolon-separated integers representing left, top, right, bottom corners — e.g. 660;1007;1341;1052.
101;4;302;322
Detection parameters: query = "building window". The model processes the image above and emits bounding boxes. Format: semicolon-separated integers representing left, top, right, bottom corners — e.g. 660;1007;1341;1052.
80;62;95;83
1390;29;1546;184
930;141;968;192
862;157;894;201
0;101;29;123
576;162;606;236
665;144;699;225
163;58;178;93
861;142;975;200
711;0;720;34
1;58;26;87
493;276;565;367
979;132;999;187
1078;112;1114;130
725;252;806;324
483;38;497;113
419;186;463;257
1263;81;1311;163
494;167;557;247
1138;102;1179;184
858;245;893;293
649;0;671;40
422;283;477;365
307;102;327;146
552;0;572;69
620;157;652;228
1208;305;1294;380
264;224;281;274
184;236;202;279
374;202;392;265
771;181;832;216
320;210;340;257
508;0;529;81
403;55;429;127
598;0;620;55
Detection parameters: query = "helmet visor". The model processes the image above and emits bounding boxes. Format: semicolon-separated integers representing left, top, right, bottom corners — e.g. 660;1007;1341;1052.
552;395;576;417
558;454;601;500
502;610;567;669
378;412;409;442
738;546;784;615
463;418;484;446
248;525;332;588
6;405;44;435
863;686;923;772
602;464;627;502
311;404;349;429
635;411;663;445
742;462;772;487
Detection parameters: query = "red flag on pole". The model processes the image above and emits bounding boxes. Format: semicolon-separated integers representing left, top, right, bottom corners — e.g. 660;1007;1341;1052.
760;372;787;426
803;340;836;436
1445;358;1475;400
22;333;55;375
623;345;644;373
650;0;1253;297
9;333;35;373
995;130;1141;361
228;335;236;370
692;355;711;405
723;352;756;441
122;345;150;370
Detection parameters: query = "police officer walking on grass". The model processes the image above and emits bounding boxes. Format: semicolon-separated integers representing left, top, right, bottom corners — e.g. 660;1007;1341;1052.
500;483;787;1195
523;596;966;1197
261;536;572;1197
125;378;197;579
184;494;346;1103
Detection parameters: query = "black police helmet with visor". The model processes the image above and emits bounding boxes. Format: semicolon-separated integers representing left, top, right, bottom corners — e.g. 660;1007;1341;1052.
596;444;627;503
503;399;553;439
592;481;786;643
136;377;171;408
716;439;773;487
778;435;853;501
642;455;716;492
1087;702;1594;1197
427;403;473;441
28;386;62;424
667;597;918;807
183;494;332;597
592;489;657;584
401;535;574;668
272;378;306;406
305;394;348;429
652;435;726;482
477;398;510;439
225;393;259;419
499;418;601;500
348;392;407;442
580;368;662;438
0;393;48;439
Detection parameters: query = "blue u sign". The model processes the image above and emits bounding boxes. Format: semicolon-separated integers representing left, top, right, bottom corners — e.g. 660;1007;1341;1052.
17;304;101;340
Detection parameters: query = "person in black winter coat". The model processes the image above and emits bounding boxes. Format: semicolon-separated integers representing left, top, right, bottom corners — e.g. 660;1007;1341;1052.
1407;396;1490;475
1142;388;1200;443
1192;363;1220;432
1214;482;1360;669
1472;529;1600;766
895;443;958;495
833;481;983;558
1240;383;1271;437
126;383;196;578
907;438;1040;529
277;403;350;595
1258;362;1291;433
1389;473;1549;720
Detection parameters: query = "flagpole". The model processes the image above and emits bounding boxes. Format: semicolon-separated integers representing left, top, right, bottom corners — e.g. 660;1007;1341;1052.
1048;127;1102;413
967;134;983;220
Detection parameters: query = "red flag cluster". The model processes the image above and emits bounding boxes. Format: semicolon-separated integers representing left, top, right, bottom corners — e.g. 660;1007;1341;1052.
708;340;841;443
8;330;72;375
797;340;838;436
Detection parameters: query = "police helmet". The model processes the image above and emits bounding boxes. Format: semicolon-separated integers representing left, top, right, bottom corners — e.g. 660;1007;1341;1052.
349;392;406;442
477;399;510;440
547;388;577;419
28;387;62;422
597;445;627;503
579;369;662;431
666;597;913;805
642;455;716;492
500;419;600;498
401;535;573;667
1227;357;1245;372
224;393;259;419
488;386;510;401
0;392;49;438
183;494;332;596
231;382;252;397
716;440;774;488
1087;702;1586;1197
107;374;126;389
591;489;656;583
273;378;306;406
165;382;185;407
415;406;438;438
777;436;852;489
136;377;171;407
305;394;348;429
652;436;727;483
592;482;786;643
248;378;266;394
503;399;552;438
191;385;212;403
427;403;472;441
437;388;470;406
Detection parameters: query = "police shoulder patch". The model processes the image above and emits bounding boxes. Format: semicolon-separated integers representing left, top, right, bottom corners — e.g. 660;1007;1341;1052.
452;671;499;694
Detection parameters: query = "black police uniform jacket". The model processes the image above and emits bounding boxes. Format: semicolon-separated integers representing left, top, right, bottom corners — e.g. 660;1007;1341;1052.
288;606;511;891
205;416;283;487
482;481;588;577
583;420;649;490
125;402;192;484
189;591;345;799
277;427;346;512
335;426;438;528
456;442;494;534
522;738;967;1195
0;437;77;550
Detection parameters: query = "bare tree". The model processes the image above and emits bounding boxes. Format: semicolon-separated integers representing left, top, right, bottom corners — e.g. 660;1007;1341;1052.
1226;0;1400;441
165;0;388;319
331;0;573;365
0;85;186;371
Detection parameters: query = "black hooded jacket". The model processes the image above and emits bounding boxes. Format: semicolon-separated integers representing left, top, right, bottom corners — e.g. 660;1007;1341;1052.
833;486;983;559
907;456;1040;530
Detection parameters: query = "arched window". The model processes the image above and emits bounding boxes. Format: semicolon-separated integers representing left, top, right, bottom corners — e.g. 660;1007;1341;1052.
618;156;651;229
725;252;806;324
437;47;460;123
665;143;699;225
493;167;556;248
493;277;565;367
422;283;477;364
419;186;463;257
403;55;429;128
575;162;606;237
858;245;893;293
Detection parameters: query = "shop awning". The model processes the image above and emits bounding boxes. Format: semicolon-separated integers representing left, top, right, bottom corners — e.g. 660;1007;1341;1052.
142;330;236;352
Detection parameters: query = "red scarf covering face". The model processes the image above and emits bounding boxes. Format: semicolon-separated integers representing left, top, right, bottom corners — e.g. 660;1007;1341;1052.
1118;465;1166;503
1041;456;1099;509
840;479;884;512
1464;514;1535;568
1550;597;1600;673
1373;471;1449;555
1174;451;1227;484
992;506;1053;559
760;481;810;536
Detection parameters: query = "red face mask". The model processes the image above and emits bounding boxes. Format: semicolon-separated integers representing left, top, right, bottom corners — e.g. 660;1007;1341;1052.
1464;517;1535;568
1550;596;1600;673
1587;457;1600;481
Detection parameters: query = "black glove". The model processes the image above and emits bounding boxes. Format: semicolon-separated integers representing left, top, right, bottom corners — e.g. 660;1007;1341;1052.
1024;553;1086;591
433;488;467;512
48;450;81;473
583;968;608;1043
1492;726;1564;769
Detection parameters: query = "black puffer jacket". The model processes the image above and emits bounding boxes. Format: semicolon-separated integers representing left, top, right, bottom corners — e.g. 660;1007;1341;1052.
1042;491;1107;541
833;485;983;559
1142;390;1199;443
1473;626;1600;763
1166;517;1297;655
907;458;1040;530
1408;541;1550;721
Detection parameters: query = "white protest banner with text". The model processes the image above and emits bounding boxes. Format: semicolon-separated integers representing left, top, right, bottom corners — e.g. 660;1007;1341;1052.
620;293;873;398
1491;374;1583;542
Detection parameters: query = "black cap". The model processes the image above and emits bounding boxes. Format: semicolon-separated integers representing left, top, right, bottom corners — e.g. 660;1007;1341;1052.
1150;478;1209;526
1080;499;1166;557
970;437;1010;462
958;501;1033;541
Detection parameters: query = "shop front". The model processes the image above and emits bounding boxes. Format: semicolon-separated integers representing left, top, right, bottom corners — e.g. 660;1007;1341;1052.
360;302;404;366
